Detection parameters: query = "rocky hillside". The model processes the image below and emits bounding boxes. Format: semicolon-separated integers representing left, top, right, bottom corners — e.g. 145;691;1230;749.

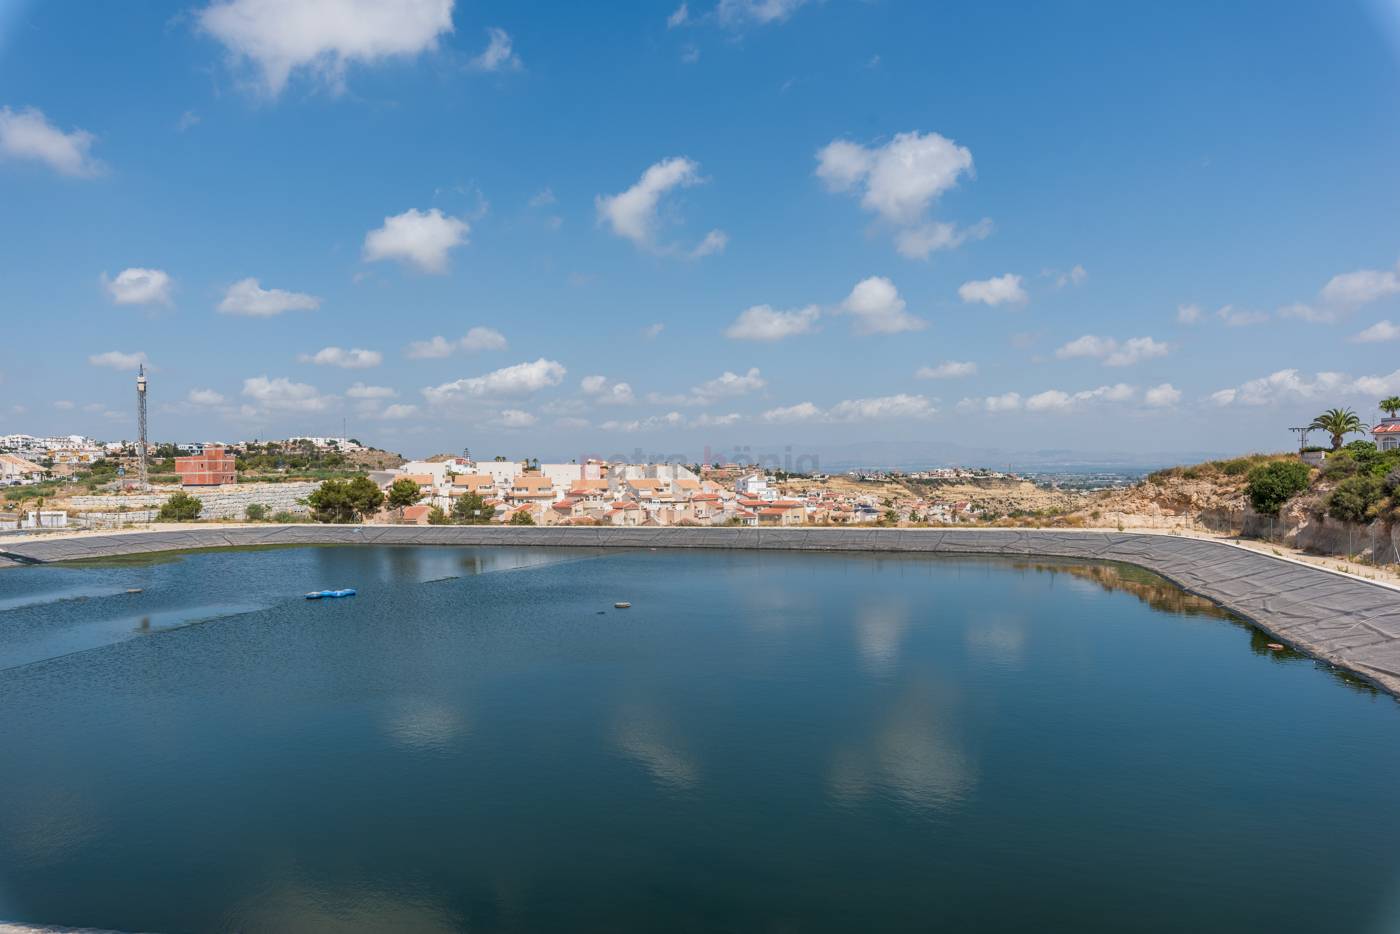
1075;454;1291;531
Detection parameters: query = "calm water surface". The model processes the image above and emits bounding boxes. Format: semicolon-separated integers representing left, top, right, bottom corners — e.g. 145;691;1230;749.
1;545;1399;933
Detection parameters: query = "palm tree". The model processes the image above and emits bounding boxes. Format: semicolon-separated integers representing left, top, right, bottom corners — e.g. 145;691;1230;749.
1380;396;1400;419
1309;408;1369;450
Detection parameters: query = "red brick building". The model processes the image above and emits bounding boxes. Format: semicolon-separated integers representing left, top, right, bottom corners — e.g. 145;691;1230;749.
174;446;237;486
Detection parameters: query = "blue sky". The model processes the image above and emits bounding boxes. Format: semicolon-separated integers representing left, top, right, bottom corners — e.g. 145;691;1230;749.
3;0;1400;463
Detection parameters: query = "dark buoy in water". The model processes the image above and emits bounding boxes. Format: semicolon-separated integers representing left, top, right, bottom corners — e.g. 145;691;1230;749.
615;602;632;609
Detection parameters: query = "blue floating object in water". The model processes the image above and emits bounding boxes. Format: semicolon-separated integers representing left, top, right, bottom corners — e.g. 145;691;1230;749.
306;589;357;600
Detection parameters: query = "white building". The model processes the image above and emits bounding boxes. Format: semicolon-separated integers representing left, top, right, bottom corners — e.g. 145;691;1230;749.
1374;415;1400;451
735;471;777;502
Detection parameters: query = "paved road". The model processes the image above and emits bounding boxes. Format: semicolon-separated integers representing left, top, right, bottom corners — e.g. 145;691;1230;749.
4;525;1398;697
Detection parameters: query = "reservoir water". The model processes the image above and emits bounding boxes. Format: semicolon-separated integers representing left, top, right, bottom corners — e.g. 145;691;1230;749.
1;545;1398;932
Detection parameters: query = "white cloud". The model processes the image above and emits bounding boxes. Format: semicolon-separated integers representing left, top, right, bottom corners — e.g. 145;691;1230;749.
346;383;396;399
916;361;977;379
1278;302;1334;324
0;106;102;177
88;350;148;370
242;375;333;412
1144;383;1181;408
840;276;925;334
469;27;521;72
1216;304;1268;327
763;401;822;423
405;327;507;358
894;218;993;260
1208;369;1347;407
298;346;381;369
187;388;225;406
1054;335;1168;367
1350;370;1400;397
829;394;935;421
498;409;537;428
581;375;636;405
600;412;686;432
958;274;1027;307
218;277;321;316
53;400;75;411
1320;263;1400;309
528;187;556;207
380;403;419;420
642;323;665;339
1353;320;1400;343
668;3;690;27
983;392;1022;412
197;0;454;96
717;0;808;26
1023;384;1135;412
816;131;973;227
595;156;723;257
1176;303;1202;324
1025;389;1072;412
724;304;820;341
555;416;590;430
694;367;766;400
363;207;469;273
693;412;741;427
103;268;173;306
423;358;566;403
460;326;507;351
1053;264;1087;288
690;229;728;258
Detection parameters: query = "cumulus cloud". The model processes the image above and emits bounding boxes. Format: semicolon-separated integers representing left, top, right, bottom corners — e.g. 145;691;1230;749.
461;327;507;351
405;327;507;358
346;383;396;399
982;392;1022;412
829;394;936;420
363;207;469;273
242;375;333;412
724;304;820;341
1144;383;1181;408
380;403;419;420
102;268;173;306
89;350;148;370
1208;369;1348;407
600;412;686;432
217;277;320;316
1277;302;1334;324
1320;262;1400;310
187;388;225;406
762;401;822;423
595;156;724;257
840;276;925;334
197;0;454;96
298;346;381;369
423;358;566;404
1051;264;1087;288
642;323;665;340
958;274;1027;307
694;368;766;400
692;412;741;427
1054;335;1168;367
916;361;977;379
1353;320;1400;343
961;384;1134;413
469;27;521;71
0;106;102;177
581;375;636;405
498;409;537;428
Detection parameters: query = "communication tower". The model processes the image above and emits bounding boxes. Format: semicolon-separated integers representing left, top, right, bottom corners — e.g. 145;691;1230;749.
136;365;149;490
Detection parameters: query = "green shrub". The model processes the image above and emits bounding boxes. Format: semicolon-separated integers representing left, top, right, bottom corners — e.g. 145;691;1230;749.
427;505;449;525
157;491;203;521
271;510;299;523
244;503;269;521
508;509;536;525
1219;458;1253;477
1326;475;1386;523
1245;461;1312;515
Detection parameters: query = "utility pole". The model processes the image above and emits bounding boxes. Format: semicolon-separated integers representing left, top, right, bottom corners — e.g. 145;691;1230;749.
136;365;149;490
1288;427;1310;452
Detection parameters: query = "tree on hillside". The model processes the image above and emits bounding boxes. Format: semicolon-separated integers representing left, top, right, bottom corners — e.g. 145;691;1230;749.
1244;460;1312;516
451;491;495;524
386;478;423;520
1309;408;1368;450
1381;396;1400;419
307;475;385;523
158;491;203;521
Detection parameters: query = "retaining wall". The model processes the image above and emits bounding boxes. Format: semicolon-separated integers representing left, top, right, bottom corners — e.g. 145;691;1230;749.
3;525;1399;697
68;482;316;521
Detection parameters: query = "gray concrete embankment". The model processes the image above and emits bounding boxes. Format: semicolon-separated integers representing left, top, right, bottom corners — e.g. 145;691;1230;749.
4;525;1399;697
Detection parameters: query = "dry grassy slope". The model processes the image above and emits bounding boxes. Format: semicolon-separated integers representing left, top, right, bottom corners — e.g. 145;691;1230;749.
779;475;1078;515
1075;453;1295;527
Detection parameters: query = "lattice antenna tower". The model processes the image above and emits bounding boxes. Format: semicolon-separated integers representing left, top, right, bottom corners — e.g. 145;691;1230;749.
1288;426;1310;451
136;365;149;490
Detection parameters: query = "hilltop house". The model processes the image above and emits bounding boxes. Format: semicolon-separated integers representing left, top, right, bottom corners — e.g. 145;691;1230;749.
1374;413;1400;451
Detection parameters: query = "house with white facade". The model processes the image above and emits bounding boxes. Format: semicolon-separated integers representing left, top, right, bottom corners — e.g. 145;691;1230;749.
1374;414;1400;451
